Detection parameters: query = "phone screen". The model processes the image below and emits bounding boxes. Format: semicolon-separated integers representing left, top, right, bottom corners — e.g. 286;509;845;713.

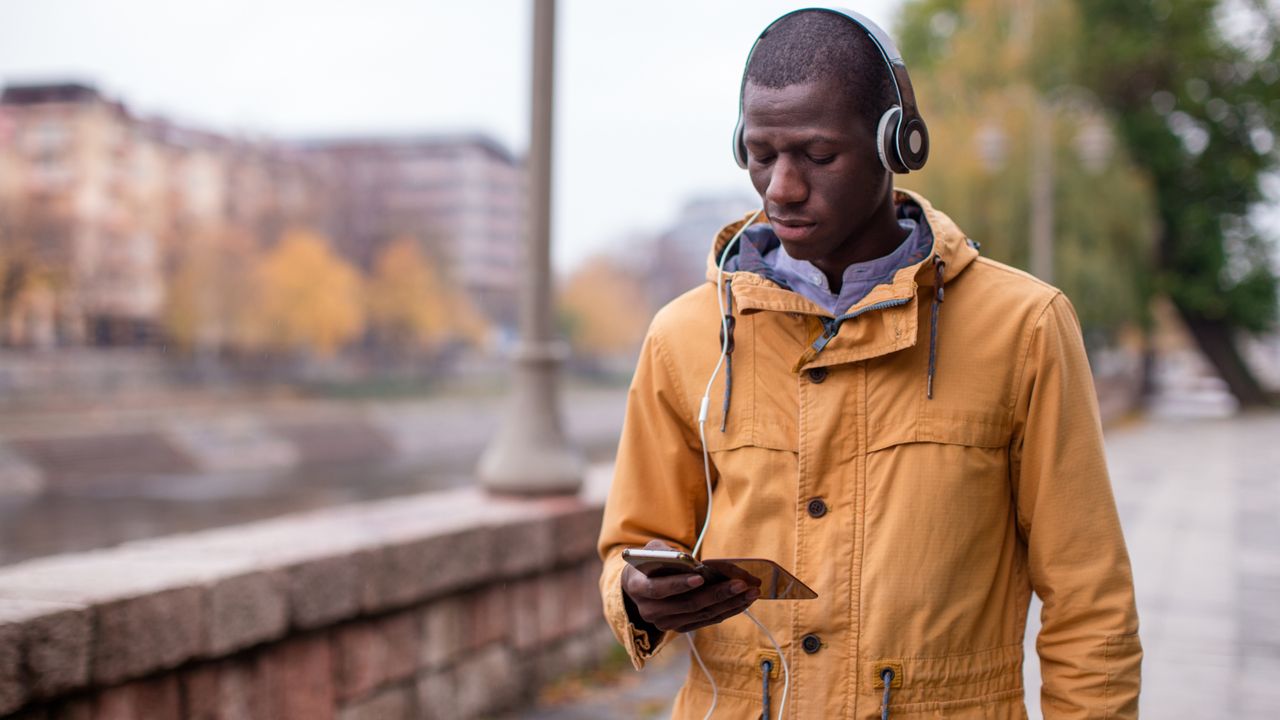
622;549;817;600
700;558;817;600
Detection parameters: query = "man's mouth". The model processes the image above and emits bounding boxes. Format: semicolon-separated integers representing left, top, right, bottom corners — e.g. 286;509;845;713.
771;218;817;242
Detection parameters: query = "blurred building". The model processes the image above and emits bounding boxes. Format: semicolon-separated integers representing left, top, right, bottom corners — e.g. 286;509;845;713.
0;83;528;348
302;134;525;329
0;82;331;348
643;193;757;308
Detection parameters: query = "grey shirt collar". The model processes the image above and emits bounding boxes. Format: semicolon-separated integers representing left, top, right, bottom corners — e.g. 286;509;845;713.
761;214;932;315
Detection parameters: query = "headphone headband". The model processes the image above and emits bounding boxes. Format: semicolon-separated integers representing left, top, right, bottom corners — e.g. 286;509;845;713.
732;6;929;174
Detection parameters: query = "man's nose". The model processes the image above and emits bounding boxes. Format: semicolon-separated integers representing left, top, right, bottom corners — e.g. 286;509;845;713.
765;157;807;206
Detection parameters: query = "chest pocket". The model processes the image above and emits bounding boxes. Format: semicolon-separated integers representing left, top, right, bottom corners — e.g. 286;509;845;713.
701;312;801;455
700;384;801;454
865;400;1014;548
868;405;1010;453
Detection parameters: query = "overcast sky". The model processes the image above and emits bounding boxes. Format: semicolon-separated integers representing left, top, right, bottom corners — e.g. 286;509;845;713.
0;0;902;272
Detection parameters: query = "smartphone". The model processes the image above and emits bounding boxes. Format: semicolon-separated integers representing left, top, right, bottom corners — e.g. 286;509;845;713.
622;548;817;600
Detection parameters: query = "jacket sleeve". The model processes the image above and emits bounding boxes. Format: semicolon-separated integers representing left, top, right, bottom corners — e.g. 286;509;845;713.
597;325;708;669
1010;293;1142;719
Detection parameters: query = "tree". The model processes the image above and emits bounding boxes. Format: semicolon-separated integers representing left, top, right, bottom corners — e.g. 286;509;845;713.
161;226;258;354
243;229;365;357
559;255;651;358
0;197;73;346
0;247;59;348
1069;0;1279;406
897;0;1158;345
365;235;487;354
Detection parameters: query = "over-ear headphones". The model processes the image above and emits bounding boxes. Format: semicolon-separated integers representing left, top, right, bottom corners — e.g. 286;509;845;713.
732;7;929;174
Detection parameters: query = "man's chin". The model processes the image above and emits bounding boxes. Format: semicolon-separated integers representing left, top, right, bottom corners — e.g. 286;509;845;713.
777;237;829;263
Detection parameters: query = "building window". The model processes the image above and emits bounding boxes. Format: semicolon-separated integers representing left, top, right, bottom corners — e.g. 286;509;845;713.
27;119;68;153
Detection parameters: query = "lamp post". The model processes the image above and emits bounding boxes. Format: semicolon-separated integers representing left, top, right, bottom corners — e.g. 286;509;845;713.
974;89;1114;286
1029;96;1055;283
478;0;584;495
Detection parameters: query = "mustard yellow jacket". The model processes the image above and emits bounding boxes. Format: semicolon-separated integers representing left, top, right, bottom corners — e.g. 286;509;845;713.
597;190;1141;719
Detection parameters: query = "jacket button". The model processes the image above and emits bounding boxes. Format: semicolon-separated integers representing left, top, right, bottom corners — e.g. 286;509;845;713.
806;367;828;383
806;498;827;518
802;634;822;654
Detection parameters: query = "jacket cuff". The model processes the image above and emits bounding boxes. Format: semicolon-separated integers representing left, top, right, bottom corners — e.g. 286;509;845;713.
600;551;675;670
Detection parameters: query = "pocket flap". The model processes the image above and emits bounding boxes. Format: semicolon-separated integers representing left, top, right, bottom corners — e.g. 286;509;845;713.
869;407;1009;452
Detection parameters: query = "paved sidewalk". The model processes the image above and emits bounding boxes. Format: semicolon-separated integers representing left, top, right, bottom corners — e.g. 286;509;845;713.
513;413;1280;719
1067;412;1280;719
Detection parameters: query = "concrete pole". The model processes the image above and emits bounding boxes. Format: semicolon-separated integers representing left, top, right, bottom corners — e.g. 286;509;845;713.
478;0;583;495
1030;96;1055;284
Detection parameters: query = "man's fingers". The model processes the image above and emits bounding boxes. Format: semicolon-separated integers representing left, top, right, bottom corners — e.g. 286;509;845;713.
642;572;706;599
621;547;764;632
647;583;760;632
666;589;760;633
624;569;704;601
638;576;746;610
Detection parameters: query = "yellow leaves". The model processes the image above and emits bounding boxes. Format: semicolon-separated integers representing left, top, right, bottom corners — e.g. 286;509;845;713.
162;252;204;351
559;255;651;357
162;227;257;352
365;235;486;352
159;228;493;358
244;229;365;357
0;230;64;347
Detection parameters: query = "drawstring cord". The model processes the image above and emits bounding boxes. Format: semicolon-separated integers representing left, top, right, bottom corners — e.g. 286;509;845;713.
760;659;773;719
720;279;735;432
880;667;895;720
926;255;946;400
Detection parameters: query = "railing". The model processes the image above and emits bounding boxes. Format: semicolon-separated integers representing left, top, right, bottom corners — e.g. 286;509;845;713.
0;487;608;719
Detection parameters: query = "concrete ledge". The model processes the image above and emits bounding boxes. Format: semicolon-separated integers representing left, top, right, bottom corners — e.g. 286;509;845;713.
0;487;607;719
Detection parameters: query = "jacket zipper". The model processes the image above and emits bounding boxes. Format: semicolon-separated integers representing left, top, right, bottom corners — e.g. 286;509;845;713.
810;297;912;355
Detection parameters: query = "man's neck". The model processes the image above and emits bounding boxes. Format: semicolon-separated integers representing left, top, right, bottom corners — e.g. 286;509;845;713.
812;199;909;294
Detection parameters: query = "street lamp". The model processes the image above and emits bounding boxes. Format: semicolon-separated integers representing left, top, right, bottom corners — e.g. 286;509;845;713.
477;0;584;495
974;87;1115;285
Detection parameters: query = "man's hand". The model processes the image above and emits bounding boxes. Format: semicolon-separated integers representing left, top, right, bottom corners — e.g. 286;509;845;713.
622;540;760;634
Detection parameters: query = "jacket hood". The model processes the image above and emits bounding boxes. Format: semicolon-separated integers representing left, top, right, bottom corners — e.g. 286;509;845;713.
704;188;979;294
702;188;981;392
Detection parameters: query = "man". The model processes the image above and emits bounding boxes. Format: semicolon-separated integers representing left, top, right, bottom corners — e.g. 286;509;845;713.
597;8;1141;719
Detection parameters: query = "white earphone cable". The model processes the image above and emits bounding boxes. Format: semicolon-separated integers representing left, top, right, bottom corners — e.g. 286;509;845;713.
686;209;789;720
693;208;760;558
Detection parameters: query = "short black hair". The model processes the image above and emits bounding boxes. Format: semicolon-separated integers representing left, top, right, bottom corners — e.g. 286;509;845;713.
745;10;897;131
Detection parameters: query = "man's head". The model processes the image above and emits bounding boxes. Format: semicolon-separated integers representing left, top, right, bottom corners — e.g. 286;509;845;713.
738;10;906;269
744;11;897;140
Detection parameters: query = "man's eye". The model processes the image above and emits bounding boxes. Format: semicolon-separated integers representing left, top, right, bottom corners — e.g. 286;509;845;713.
809;154;835;165
752;153;776;165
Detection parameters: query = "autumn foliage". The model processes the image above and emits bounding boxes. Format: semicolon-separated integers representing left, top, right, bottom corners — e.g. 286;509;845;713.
159;228;490;360
163;226;258;352
365;235;487;352
559;255;651;358
897;0;1157;339
242;229;365;357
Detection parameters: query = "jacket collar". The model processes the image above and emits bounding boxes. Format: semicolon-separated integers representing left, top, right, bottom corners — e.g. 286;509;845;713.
705;188;978;297
703;189;978;370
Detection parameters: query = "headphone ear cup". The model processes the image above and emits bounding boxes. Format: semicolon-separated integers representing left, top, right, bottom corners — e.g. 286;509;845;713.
898;117;929;171
733;115;749;169
876;106;907;174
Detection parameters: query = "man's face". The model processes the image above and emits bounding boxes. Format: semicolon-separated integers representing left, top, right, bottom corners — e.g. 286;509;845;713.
742;76;892;267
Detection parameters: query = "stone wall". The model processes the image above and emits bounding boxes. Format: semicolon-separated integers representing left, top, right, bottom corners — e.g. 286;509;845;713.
0;488;612;719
